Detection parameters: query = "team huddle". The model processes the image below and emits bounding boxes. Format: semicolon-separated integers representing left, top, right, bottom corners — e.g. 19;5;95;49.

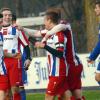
0;1;100;100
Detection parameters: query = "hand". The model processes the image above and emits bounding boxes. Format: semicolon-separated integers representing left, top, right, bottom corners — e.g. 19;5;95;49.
28;36;37;45
35;42;45;48
24;59;31;70
86;57;94;64
14;53;22;59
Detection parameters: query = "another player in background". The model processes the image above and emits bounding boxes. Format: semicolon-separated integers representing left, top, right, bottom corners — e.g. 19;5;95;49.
87;0;100;85
12;13;28;100
0;8;31;100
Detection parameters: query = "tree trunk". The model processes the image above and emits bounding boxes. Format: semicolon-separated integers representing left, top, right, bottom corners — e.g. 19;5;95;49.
84;0;98;52
14;0;24;17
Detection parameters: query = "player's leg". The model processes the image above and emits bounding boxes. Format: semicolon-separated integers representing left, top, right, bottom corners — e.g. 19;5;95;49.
95;62;100;84
72;89;82;100
8;58;21;100
0;91;5;100
19;86;26;100
0;75;9;100
46;77;70;100
19;57;27;100
11;86;21;100
45;94;55;100
68;64;85;100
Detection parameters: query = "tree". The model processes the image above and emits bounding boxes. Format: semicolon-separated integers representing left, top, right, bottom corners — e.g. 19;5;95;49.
84;0;98;52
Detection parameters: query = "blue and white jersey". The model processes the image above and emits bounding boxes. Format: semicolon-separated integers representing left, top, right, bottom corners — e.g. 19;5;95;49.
1;26;28;54
89;24;100;73
89;24;100;61
0;32;6;75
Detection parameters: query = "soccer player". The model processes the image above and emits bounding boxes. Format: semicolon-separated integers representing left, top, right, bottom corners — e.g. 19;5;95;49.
0;8;31;100
26;9;84;99
4;13;28;100
87;0;100;85
0;13;9;100
40;21;85;100
35;10;72;100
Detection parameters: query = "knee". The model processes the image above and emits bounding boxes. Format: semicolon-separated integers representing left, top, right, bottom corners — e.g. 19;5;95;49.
11;86;19;94
45;94;54;100
19;86;25;91
95;73;100;82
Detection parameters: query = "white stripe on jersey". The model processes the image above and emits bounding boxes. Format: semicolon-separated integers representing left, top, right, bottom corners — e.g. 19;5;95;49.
1;26;28;54
0;33;7;75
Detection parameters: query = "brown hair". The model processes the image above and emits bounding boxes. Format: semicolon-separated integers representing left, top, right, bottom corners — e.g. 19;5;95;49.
0;14;3;18
45;8;61;24
0;7;11;14
95;0;100;5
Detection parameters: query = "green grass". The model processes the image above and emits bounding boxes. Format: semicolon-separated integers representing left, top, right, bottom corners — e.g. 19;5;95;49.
26;90;100;100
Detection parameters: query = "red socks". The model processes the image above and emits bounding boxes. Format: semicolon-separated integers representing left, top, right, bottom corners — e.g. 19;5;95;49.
82;96;85;100
70;96;75;100
58;96;62;100
13;92;21;100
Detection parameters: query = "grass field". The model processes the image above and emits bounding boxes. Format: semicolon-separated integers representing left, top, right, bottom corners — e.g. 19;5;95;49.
26;90;100;100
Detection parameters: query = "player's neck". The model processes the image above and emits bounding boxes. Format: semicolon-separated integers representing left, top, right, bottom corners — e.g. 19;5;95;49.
3;21;11;27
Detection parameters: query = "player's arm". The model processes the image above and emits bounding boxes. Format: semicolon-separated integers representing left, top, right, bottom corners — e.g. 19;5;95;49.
18;30;31;70
89;37;100;61
41;23;69;42
35;42;63;58
35;32;65;58
15;25;42;38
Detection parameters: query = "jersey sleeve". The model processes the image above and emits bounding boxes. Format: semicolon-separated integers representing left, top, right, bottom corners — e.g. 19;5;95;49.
89;35;100;60
18;30;29;47
54;31;65;52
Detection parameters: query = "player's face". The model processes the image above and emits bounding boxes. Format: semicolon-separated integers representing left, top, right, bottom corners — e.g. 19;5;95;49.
44;16;51;30
94;4;100;16
2;10;12;24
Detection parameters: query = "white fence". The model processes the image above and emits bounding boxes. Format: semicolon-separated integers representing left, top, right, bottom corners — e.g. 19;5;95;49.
25;54;99;89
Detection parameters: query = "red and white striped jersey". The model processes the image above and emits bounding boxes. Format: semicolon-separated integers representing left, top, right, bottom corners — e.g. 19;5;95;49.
0;26;28;54
0;32;6;75
65;28;82;66
46;31;68;77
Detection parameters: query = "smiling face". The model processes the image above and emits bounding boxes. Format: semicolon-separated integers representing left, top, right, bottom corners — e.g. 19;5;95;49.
94;4;100;16
2;9;12;25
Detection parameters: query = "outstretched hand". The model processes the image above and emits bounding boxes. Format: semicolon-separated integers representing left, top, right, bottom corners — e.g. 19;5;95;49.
35;42;45;48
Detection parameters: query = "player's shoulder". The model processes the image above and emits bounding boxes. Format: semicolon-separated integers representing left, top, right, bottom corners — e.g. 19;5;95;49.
55;31;65;37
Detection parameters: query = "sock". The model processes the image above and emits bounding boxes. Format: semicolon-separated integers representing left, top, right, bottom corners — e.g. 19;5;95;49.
70;96;75;100
58;96;62;100
82;96;86;100
13;92;21;100
20;90;26;100
98;81;100;85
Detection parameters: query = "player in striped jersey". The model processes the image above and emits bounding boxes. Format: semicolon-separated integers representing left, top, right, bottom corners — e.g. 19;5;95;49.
12;13;28;100
40;21;85;100
87;1;100;86
0;13;9;100
35;9;73;100
0;8;31;100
